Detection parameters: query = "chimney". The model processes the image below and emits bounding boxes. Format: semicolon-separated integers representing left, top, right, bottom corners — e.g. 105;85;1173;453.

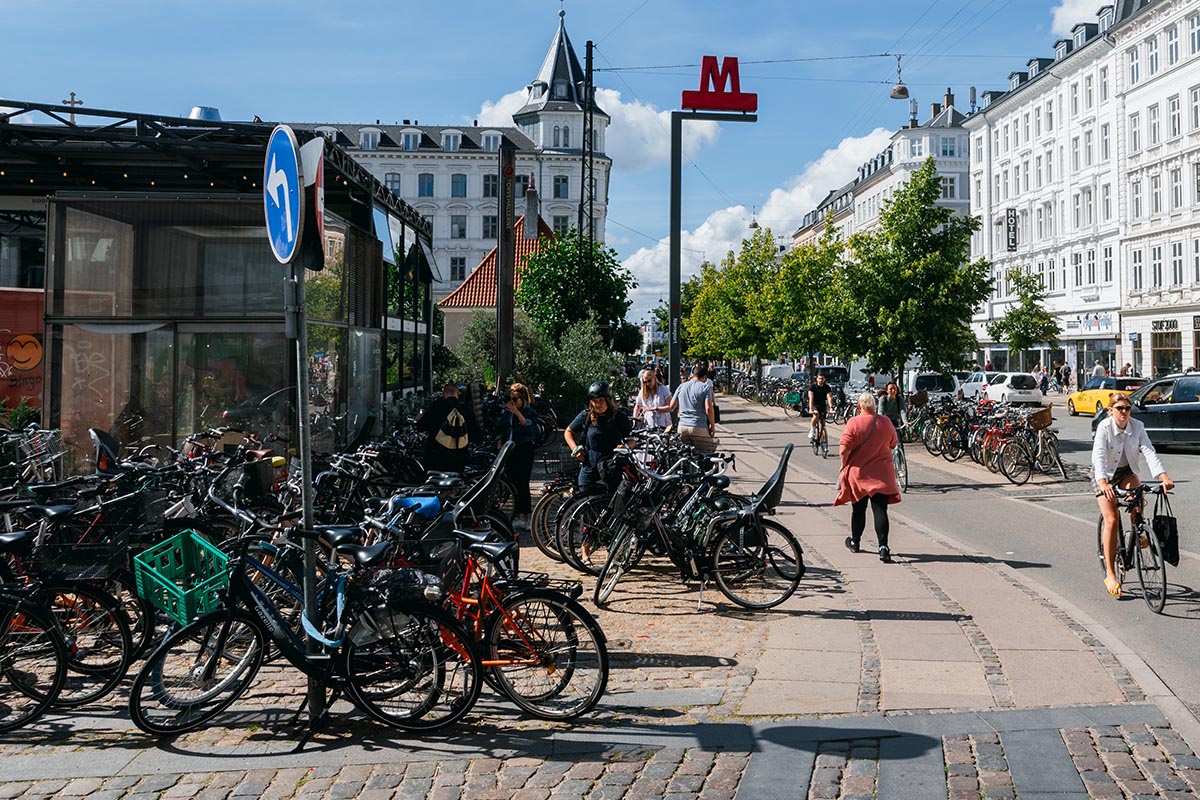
908;98;919;128
969;87;977;112
524;174;539;239
944;87;954;109
930;102;942;120
188;106;221;121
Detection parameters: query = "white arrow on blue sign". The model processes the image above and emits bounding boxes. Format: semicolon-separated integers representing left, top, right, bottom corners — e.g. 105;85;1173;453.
264;125;305;264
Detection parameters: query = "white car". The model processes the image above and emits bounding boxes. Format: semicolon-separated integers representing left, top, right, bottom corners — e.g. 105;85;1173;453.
983;372;1045;405
960;371;990;400
909;372;961;400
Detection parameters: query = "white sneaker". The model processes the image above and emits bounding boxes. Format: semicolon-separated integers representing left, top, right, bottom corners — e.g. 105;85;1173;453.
513;519;530;532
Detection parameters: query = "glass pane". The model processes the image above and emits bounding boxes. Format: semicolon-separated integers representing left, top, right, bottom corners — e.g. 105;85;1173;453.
176;331;290;439
308;324;346;451
306;258;344;323
61;208;135;316
348;330;381;441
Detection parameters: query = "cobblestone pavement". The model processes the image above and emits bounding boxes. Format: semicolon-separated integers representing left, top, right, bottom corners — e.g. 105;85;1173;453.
4;405;1200;798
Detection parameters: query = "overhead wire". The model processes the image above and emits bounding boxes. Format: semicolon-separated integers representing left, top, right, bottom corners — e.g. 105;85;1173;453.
596;0;653;44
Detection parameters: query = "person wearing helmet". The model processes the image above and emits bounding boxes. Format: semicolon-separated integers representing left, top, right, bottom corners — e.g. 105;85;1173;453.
564;380;632;488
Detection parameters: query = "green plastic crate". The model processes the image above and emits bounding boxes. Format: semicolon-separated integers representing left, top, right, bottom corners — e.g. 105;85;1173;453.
133;529;229;626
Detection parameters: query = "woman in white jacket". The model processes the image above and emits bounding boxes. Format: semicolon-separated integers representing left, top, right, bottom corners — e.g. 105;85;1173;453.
1092;393;1174;598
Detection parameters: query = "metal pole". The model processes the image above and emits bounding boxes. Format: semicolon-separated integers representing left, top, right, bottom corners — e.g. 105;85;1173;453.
669;111;682;392
496;142;516;390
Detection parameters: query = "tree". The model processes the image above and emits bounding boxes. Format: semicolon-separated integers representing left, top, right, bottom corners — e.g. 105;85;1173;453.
516;230;637;343
986;268;1060;369
450;311;558;387
610;321;644;357
844;157;993;377
684;227;777;362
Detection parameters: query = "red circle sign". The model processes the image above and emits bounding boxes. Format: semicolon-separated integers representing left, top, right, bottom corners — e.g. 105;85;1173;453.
502;165;515;177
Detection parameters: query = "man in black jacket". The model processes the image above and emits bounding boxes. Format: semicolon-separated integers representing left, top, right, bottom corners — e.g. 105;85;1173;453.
417;382;480;473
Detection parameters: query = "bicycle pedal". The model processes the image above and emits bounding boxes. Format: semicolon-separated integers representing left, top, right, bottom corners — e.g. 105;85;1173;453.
306;653;333;664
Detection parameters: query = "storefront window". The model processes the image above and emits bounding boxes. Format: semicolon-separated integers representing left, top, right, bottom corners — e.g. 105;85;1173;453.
1151;330;1182;377
308;324;346;451
175;329;289;441
58;208;134;317
1132;339;1143;377
347;330;381;442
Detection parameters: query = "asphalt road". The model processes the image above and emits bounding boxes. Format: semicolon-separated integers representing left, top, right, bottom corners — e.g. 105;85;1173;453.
720;399;1200;721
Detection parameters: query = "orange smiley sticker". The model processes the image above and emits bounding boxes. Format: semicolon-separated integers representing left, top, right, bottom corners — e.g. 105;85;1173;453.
6;335;42;371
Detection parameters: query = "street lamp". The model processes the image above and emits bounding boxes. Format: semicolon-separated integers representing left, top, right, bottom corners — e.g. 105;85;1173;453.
890;55;909;100
748;204;760;230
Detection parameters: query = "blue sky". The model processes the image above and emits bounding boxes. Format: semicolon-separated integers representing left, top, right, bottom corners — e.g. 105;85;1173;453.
5;0;1098;320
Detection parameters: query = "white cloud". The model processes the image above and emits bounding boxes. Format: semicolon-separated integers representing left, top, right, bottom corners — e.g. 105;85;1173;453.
476;87;720;174
1050;0;1100;36
620;127;894;320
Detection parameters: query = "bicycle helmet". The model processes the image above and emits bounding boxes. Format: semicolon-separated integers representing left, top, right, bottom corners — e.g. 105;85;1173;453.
586;381;613;400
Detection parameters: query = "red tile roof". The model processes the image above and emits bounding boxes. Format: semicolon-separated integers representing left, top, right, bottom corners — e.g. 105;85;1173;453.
438;216;556;308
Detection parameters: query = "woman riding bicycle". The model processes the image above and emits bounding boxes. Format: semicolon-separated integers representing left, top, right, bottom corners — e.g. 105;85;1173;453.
878;381;904;430
564;381;633;489
1092;393;1174;598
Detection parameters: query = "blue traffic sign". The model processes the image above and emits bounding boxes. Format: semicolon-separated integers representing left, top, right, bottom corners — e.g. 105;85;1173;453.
264;125;304;264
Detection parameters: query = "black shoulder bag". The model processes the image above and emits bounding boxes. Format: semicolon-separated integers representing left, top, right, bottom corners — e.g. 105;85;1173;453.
1152;491;1180;567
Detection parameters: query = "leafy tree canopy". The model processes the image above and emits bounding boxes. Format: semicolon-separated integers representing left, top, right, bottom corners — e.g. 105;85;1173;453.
986;267;1061;354
684;227;777;361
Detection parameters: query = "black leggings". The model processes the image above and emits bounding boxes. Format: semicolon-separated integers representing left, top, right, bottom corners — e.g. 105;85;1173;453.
850;493;890;549
506;441;536;516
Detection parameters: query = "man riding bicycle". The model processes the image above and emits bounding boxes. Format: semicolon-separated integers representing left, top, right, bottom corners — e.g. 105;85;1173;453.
1092;393;1174;598
809;372;832;443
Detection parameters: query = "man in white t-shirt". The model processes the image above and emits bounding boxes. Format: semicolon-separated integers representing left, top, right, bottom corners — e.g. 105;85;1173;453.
1091;361;1106;379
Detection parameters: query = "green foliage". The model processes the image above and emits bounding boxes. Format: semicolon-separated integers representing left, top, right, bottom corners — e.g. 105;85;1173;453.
306;257;343;323
516;230;637;343
843;158;993;376
986;268;1061;354
450;311;558;387
2;397;40;430
610;321;643;356
684;227;777;360
553;317;627;418
651;275;701;353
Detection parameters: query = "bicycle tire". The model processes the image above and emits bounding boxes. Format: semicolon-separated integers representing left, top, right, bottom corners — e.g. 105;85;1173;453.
554;494;594;571
593;525;640;607
1136;523;1167;614
922;423;943;456
894;447;908;493
107;569;156;659
0;595;68;733
530;485;572;562
968;429;985;465
486;589;609;720
561;497;614;576
343;603;481;731
710;518;804;610
1096;514;1129;584
129;611;264;736
783;400;799;419
941;426;966;462
998;440;1032;486
47;583;134;707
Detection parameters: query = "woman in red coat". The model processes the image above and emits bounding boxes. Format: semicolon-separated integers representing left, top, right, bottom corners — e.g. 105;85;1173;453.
834;391;901;562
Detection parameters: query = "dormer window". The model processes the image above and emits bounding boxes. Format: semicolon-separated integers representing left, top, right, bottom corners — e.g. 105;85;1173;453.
316;127;337;141
1011;75;1021;90
359;129;380;150
442;132;461;152
1100;11;1113;32
1056;42;1069;60
481;133;501;152
402;132;420;151
553;80;569;99
1029;62;1039;77
1074;29;1086;49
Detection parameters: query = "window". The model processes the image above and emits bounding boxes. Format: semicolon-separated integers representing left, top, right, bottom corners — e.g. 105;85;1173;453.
450;215;467;239
974;135;983;159
1196;163;1200;204
1149;105;1160;146
1084;130;1093;166
514;175;528;198
1085;75;1094;109
1036;206;1045;238
1087;249;1096;285
360;130;379;150
1148;37;1159;76
1049;260;1057;291
1071;83;1079;116
1074;29;1086;49
553;126;560;148
1151;245;1164;288
1022;160;1030;193
1003;125;1010;152
418;173;434;197
1171;242;1184;285
483;173;497;199
384;173;401;192
993;129;1000;153
912;137;924;157
1128;48;1140;85
553;80;568;99
1151;175;1162;215
1195;239;1200;283
441;132;461;152
1100;123;1110;161
481;134;500;153
940;136;956;157
1034;107;1042;136
552;215;570;237
1192;15;1200;55
402;132;420;151
1132;179;1142;218
1102;183;1112;221
1129;113;1141;152
1037;261;1046;288
1071;137;1080;171
1101;11;1112;32
941;176;956;199
993;174;1001;201
1035;155;1043;188
1073;193;1082;229
1168;25;1180;66
1171;168;1183;210
552;175;569;199
1002;171;1009;200
1192;88;1200;130
1132;249;1144;291
1023;114;1030;142
450;257;467;283
1045;147;1054;182
1073;252;1083;287
482;215;498;239
1099;67;1109;102
1083;188;1093;225
1103;246;1113;283
562;126;570;148
450;173;466;198
1168;96;1181;138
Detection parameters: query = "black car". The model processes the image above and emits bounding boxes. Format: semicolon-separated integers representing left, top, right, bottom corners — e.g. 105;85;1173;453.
1091;372;1200;446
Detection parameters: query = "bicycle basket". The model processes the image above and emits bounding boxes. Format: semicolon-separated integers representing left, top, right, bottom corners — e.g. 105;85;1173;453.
909;390;929;408
133;529;229;626
33;529;129;582
1027;407;1053;431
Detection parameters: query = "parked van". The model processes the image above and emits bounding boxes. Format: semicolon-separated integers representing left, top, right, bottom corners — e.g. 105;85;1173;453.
762;364;793;380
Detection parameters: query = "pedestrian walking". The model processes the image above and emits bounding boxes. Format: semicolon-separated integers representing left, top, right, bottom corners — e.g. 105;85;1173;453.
632;368;672;428
1058;361;1072;393
1119;362;1132;377
835;392;901;563
669;362;717;453
496;382;538;532
1092;360;1106;379
564;381;633;489
1032;364;1047;394
416;382;479;473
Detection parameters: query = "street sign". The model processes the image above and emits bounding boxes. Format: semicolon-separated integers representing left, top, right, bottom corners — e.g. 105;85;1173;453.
681;56;758;113
264;125;305;264
1129;332;1139;342
1005;208;1017;252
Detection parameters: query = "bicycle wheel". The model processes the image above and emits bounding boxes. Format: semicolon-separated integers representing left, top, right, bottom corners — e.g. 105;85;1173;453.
108;569;156;658
821;430;829;458
129;611;264;736
710;518;804;609
593;524;640;607
530;485;572;562
486;589;609;720
343;604;481;731
922;423;943;456
941;426;966;462
1042;435;1067;480
0;595;68;733
810;424;821;456
968;429;985;465
783;400;799;419
984;439;1003;473
1135;524;1167;614
1096;515;1128;583
47;583;134;707
998;440;1033;486
561;498;614;576
894;447;908;493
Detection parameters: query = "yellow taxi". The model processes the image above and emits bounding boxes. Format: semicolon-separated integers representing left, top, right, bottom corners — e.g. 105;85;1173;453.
1067;376;1145;415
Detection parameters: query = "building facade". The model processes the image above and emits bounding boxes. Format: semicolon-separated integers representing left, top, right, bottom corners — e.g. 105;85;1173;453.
298;12;611;302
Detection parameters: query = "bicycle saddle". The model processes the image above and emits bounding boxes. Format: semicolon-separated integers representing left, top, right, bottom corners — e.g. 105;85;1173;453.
703;474;731;490
23;505;77;519
467;538;519;565
318;527;362;549
336;540;392;568
0;529;34;556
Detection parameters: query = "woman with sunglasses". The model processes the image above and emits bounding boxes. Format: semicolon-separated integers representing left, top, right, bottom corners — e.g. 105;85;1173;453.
632;369;672;428
1092;393;1174;597
497;382;539;532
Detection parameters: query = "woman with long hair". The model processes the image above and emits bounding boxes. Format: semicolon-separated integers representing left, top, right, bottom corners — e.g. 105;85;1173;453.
564;381;633;488
497;382;538;531
632;369;672;428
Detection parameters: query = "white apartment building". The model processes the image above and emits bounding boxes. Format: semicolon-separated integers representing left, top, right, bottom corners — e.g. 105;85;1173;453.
295;12;611;302
1113;0;1200;376
969;0;1200;379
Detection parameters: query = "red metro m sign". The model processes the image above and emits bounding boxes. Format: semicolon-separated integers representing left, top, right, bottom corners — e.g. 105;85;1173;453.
681;56;758;113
